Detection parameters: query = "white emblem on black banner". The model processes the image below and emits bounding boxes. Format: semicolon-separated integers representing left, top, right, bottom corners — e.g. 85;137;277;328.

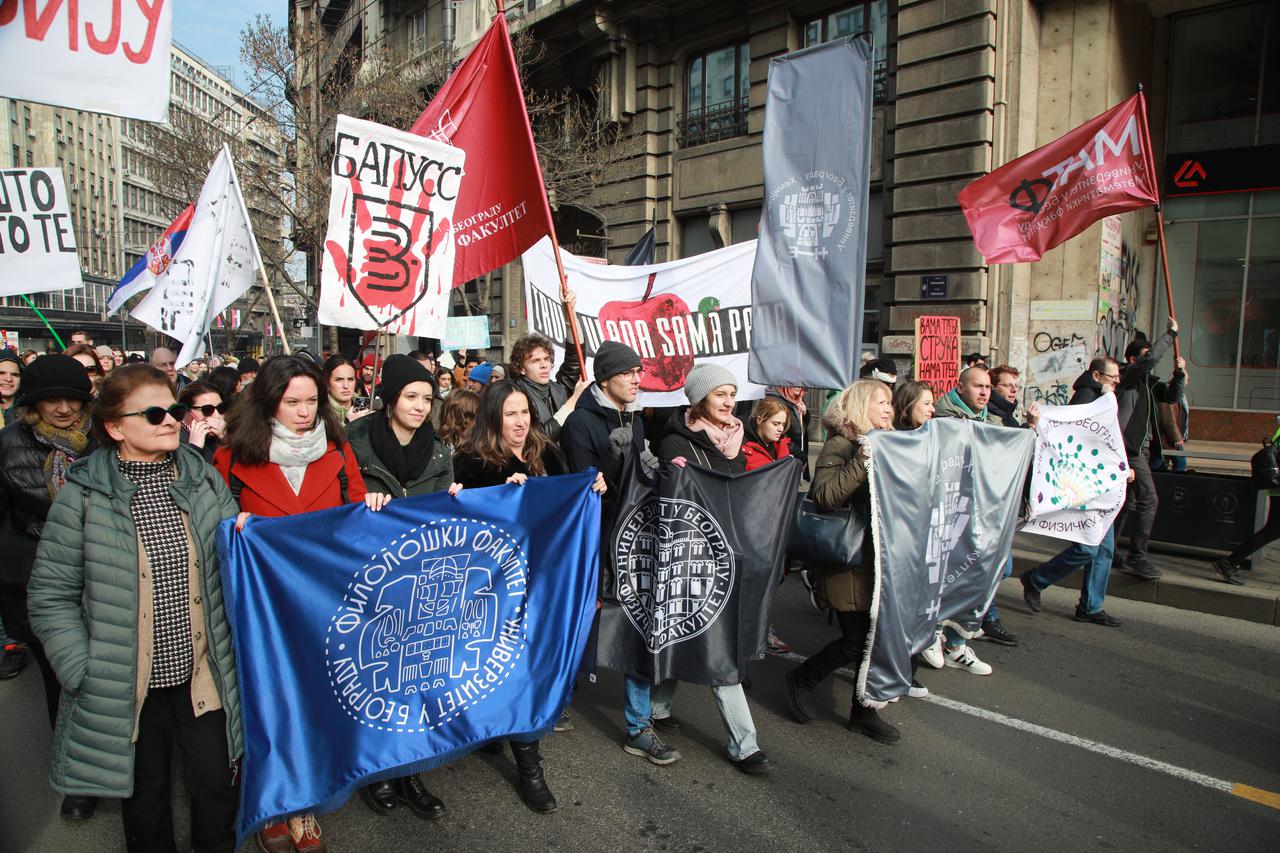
325;518;528;733
614;498;734;652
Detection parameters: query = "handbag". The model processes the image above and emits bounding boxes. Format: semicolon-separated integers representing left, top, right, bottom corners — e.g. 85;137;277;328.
1250;438;1280;490
788;494;867;568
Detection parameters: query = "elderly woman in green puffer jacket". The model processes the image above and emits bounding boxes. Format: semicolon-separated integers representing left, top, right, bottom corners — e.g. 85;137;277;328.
28;364;243;853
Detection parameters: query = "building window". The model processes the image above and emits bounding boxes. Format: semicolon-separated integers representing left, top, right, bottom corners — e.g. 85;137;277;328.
408;9;428;56
678;42;749;147
803;2;889;104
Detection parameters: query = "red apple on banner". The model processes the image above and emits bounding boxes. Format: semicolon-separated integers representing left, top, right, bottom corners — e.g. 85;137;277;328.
598;272;694;392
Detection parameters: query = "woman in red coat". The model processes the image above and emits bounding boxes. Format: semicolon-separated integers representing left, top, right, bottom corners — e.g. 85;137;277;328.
213;354;373;853
741;397;793;471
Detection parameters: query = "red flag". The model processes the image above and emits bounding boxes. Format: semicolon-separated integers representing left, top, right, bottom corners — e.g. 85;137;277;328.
958;93;1159;264
410;14;553;287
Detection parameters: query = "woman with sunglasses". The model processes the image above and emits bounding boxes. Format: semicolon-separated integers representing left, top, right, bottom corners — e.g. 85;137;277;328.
0;355;97;820
27;364;243;852
213;354;369;853
177;381;228;463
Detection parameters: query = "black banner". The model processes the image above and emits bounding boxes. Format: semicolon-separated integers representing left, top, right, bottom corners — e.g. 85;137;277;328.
596;454;801;686
1163;143;1280;197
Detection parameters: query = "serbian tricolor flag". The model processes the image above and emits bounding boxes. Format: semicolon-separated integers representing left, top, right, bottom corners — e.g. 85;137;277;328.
958;93;1159;264
409;13;553;287
107;203;194;313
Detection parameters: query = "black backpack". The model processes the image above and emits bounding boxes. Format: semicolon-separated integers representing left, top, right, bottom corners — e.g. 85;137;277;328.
1250;438;1280;490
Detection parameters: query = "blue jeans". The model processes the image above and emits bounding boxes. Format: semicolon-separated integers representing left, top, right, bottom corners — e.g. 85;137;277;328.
982;555;1015;623
651;680;759;760
1027;524;1116;614
623;676;651;737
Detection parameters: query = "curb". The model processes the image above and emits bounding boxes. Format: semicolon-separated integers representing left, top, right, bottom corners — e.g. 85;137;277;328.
1010;551;1280;626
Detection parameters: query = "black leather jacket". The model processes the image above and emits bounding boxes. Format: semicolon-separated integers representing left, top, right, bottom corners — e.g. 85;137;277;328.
0;421;67;586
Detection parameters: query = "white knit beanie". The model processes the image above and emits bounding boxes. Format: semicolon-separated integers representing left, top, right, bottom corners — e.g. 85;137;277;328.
683;363;738;405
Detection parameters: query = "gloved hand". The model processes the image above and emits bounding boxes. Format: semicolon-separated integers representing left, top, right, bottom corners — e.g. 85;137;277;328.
640;449;661;473
608;426;633;458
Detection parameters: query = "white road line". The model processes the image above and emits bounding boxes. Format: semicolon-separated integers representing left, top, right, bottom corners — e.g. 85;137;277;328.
772;651;1235;796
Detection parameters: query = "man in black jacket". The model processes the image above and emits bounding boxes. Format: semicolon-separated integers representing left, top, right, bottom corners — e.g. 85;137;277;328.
1114;318;1185;579
560;341;680;767
509;332;586;444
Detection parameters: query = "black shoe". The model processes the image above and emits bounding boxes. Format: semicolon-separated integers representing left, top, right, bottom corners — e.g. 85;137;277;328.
509;741;558;813
651;714;683;732
848;709;900;745
1212;558;1246;586
980;618;1018;646
1020;573;1042;613
784;668;817;723
360;779;397;815
395;774;446;820
731;750;772;774
1123;558;1161;580
1073;607;1121;627
552;708;574;732
0;643;29;679
59;795;97;821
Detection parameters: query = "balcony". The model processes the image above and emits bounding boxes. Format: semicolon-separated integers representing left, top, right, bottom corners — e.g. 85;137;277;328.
677;98;749;149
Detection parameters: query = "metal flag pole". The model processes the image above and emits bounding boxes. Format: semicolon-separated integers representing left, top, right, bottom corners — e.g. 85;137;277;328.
493;0;587;368
1136;83;1181;361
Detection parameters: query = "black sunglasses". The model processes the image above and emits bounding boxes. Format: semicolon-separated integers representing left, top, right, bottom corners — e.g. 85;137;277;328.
121;404;190;425
191;403;229;416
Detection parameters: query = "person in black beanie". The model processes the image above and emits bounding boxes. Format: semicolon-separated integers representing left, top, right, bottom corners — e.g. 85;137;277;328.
235;358;260;394
0;354;99;820
344;354;460;821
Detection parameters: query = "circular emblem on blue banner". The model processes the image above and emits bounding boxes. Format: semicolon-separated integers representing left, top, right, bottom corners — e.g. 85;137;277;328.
613;497;734;653
325;517;528;733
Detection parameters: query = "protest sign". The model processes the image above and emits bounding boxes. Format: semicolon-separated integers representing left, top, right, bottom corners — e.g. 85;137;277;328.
1022;394;1127;546
0;1;172;121
218;474;600;844
441;315;490;350
914;315;960;390
320;115;465;339
522;236;763;406
0;168;81;295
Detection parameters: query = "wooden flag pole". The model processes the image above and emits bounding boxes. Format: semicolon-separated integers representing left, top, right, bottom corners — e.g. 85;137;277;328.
258;265;292;355
1136;84;1180;361
494;0;587;369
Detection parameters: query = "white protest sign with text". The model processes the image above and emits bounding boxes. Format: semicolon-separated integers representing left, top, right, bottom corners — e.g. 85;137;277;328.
0;168;81;295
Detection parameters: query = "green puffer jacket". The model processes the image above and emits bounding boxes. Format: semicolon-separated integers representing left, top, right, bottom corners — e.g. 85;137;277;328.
346;415;454;497
27;445;242;797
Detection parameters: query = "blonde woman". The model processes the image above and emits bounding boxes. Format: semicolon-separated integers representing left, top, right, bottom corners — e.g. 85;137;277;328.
784;380;905;744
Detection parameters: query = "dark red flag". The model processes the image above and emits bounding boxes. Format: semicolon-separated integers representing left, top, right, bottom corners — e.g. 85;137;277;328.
410;13;553;287
958;93;1159;264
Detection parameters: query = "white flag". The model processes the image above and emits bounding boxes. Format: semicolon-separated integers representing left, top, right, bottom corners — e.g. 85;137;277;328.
133;146;260;368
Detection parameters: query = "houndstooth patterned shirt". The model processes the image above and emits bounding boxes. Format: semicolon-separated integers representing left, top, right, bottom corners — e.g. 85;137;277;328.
119;454;193;689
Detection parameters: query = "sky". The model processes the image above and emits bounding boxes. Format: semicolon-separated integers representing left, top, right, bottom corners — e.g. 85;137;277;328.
172;0;287;94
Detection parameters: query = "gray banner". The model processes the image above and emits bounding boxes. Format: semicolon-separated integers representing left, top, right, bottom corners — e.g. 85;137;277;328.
748;37;873;389
862;419;1035;703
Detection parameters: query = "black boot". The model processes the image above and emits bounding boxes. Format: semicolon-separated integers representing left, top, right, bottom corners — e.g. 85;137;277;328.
360;779;397;815
395;774;446;820
508;740;558;813
59;795;97;821
848;705;901;745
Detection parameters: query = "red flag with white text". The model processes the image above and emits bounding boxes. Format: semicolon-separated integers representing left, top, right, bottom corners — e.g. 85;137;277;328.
410;14;553;286
958;93;1159;264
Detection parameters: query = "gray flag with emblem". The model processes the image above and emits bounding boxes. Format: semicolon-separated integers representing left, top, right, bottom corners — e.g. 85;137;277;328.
748;36;873;389
861;419;1035;704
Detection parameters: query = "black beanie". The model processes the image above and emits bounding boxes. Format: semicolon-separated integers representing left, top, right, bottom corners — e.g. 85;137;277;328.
377;354;436;408
237;358;260;376
17;354;92;406
0;350;23;375
593;341;642;383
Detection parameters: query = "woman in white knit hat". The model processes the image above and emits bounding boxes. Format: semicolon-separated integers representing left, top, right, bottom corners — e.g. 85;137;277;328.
651;364;770;773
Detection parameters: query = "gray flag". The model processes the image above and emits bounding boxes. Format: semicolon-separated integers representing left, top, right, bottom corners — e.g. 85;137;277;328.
862;419;1035;703
748;37;873;389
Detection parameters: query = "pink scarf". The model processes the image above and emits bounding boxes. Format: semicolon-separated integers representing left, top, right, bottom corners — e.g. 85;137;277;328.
686;411;744;460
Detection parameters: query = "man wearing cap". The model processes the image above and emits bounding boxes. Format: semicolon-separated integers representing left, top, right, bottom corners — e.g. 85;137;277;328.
561;342;680;766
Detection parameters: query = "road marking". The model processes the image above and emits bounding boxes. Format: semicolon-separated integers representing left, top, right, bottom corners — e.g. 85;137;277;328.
772;651;1279;811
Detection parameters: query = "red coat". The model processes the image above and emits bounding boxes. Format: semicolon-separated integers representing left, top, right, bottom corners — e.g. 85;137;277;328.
212;441;367;518
742;435;792;471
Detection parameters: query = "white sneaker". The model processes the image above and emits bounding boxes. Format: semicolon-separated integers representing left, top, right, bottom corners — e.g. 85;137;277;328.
907;679;930;698
920;630;944;669
944;644;993;676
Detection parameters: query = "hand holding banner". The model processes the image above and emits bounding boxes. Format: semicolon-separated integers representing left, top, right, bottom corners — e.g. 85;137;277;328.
319;115;465;338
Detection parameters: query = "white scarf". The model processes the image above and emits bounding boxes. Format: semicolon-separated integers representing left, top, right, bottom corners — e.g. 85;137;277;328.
269;419;328;495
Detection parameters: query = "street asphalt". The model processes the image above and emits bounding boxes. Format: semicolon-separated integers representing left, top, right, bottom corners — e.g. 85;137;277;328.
1;575;1277;853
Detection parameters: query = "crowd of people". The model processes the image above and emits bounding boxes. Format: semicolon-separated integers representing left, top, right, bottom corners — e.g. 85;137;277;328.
0;322;1274;853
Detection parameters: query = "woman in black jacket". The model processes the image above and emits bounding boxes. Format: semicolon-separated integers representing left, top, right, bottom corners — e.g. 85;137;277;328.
0;354;98;820
453;381;604;813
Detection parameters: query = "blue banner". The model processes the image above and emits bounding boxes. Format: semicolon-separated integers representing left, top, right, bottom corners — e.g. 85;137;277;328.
217;473;600;843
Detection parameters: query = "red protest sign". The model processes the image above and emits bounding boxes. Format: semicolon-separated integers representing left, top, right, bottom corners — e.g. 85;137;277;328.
914;316;961;390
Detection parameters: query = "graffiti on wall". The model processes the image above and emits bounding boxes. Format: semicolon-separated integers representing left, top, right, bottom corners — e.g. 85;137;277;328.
1096;215;1141;359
